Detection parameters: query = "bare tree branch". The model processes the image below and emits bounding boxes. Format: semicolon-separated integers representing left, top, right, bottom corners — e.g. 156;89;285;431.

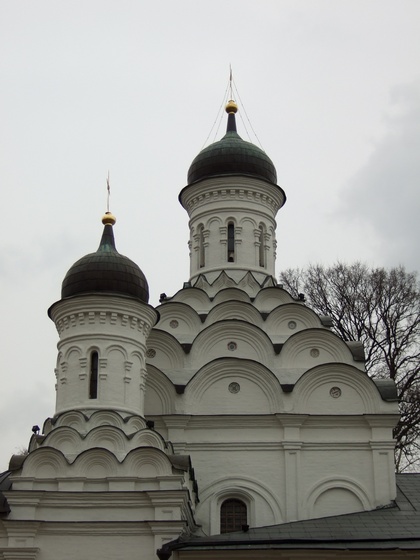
280;262;420;472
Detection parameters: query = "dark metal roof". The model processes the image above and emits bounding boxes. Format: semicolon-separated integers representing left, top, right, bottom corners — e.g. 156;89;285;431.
158;474;420;555
61;224;149;302
187;113;277;185
0;470;11;515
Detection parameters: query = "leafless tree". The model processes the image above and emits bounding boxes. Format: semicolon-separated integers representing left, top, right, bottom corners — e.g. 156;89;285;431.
280;263;420;472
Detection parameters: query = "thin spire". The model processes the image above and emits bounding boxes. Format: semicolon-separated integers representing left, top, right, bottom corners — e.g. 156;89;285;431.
229;64;233;100
106;171;111;213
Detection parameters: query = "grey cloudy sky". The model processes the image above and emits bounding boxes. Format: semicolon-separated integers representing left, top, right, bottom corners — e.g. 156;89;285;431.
0;0;419;468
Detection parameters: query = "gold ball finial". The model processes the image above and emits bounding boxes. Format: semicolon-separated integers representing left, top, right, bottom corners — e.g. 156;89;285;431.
225;99;238;114
102;211;116;226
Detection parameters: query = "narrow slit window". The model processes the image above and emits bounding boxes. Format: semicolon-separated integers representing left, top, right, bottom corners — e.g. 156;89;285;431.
89;351;98;399
220;499;247;533
259;225;265;267
198;225;205;268
227;222;235;262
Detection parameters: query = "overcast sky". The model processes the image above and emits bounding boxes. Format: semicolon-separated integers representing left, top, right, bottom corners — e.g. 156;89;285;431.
0;0;419;469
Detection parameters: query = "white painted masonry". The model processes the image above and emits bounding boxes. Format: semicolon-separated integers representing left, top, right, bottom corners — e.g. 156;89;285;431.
0;103;400;559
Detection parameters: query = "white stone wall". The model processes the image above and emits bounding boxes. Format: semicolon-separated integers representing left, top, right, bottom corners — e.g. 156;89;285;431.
180;176;285;281
146;280;399;534
49;294;157;417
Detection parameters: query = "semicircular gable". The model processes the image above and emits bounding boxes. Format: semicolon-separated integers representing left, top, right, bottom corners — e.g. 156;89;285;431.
280;328;359;369
42;426;81;457
206;301;263;326
212;288;251;306
84;426;127;455
145;365;176;415
131;429;166;451
87;410;126;430
53;410;88;431
74;448;119;477
253;287;295;311
264;303;324;338
170;288;211;311
124;415;148;434
20;447;68;478
186;358;282;414
146;330;185;370
190;320;274;368
155;301;203;336
123;447;173;477
293;363;387;414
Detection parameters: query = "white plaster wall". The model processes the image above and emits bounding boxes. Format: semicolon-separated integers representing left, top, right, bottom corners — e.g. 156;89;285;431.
180;176;285;280
49;294;157;417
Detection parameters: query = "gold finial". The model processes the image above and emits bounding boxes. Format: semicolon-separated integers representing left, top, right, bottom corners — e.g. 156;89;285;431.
225;99;238;114
102;211;116;226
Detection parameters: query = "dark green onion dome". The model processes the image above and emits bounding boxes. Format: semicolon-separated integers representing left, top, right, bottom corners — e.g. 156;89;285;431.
61;213;149;303
187;101;277;185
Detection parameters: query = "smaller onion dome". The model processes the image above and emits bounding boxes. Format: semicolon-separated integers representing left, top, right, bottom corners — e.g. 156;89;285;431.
61;213;149;302
187;100;277;185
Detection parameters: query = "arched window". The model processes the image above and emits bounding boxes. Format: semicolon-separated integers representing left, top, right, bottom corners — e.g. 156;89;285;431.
227;222;235;262
220;498;247;533
89;351;99;399
198;224;205;268
259;224;265;267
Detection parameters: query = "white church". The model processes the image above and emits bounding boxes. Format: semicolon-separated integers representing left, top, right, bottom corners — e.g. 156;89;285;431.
1;99;419;559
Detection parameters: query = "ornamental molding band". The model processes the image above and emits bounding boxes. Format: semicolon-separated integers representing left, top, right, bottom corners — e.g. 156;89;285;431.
183;187;282;214
180;176;286;214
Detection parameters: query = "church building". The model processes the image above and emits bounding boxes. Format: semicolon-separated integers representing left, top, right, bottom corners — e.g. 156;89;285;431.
1;99;419;559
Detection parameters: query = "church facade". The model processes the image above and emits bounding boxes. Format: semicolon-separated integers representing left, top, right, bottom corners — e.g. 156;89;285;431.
1;100;417;560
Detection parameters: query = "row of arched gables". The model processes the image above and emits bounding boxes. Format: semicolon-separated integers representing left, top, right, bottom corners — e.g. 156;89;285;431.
13;443;374;532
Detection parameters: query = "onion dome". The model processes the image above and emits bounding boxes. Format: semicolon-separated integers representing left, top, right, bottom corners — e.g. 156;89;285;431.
187;100;277;185
61;213;149;303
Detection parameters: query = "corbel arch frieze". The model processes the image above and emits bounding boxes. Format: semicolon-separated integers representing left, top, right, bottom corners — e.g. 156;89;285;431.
206;215;223;230
239;216;258;230
105;344;128;362
62;345;83;361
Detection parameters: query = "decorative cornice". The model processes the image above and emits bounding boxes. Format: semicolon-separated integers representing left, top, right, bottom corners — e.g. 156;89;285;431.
55;311;152;337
